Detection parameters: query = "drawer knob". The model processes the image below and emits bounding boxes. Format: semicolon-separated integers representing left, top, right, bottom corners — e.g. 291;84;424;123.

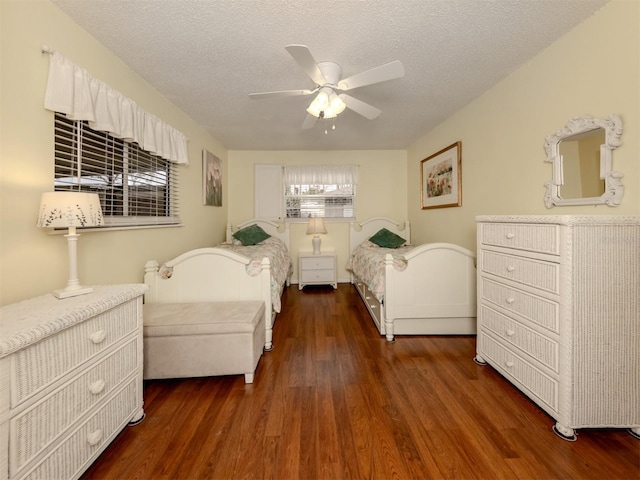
506;233;515;239
89;330;107;344
89;379;106;395
87;429;103;446
506;298;515;304
505;361;514;368
506;329;515;337
506;266;515;272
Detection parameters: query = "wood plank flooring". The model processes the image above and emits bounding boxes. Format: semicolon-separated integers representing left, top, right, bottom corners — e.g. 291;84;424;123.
82;284;639;480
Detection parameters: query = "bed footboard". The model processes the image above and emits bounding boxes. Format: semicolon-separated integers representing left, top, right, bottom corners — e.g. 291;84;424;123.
144;247;276;350
383;243;477;341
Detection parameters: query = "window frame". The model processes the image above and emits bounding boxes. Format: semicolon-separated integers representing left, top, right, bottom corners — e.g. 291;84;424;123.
53;113;180;229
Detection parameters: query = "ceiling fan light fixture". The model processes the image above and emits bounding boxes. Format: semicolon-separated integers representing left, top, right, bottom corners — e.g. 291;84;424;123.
307;88;346;119
329;91;347;115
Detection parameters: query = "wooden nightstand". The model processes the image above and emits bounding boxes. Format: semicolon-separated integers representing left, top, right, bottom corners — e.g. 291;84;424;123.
299;253;337;290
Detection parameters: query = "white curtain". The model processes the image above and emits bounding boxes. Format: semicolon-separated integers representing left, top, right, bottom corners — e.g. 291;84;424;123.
44;51;189;165
283;164;358;185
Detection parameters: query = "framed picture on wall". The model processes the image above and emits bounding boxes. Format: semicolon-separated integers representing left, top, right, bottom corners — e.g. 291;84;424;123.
202;150;222;206
420;141;462;209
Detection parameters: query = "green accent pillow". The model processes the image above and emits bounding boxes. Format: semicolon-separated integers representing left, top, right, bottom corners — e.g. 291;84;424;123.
232;224;271;246
369;228;406;248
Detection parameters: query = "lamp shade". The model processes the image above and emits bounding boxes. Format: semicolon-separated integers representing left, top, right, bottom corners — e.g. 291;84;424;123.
37;192;104;228
306;217;327;235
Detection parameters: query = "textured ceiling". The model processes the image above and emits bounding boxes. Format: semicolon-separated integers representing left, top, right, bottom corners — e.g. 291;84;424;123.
51;0;609;151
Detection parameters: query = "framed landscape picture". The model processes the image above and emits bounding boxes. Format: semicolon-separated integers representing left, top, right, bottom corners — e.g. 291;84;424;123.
420;141;462;209
202;150;222;206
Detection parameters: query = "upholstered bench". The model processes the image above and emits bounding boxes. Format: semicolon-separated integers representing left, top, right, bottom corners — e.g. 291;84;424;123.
143;301;266;383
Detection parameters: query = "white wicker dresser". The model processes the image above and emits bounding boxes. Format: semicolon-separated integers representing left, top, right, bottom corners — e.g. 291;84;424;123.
0;284;147;480
474;215;639;441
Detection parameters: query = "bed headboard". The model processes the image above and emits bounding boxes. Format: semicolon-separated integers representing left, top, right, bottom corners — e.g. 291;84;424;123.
226;219;291;251
349;217;411;254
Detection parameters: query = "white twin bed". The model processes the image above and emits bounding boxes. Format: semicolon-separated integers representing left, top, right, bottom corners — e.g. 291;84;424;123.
347;217;477;341
144;219;291;351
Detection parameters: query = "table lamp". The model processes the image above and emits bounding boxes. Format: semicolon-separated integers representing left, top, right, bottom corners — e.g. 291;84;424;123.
306;216;327;255
36;191;104;298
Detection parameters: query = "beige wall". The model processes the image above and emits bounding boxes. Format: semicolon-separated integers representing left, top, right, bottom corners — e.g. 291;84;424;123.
407;0;640;251
0;1;228;305
2;0;637;305
227;150;407;282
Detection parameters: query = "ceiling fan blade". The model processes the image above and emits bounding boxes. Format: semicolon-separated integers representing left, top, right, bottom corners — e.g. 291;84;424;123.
285;44;327;86
249;89;314;100
302;114;317;130
340;94;381;120
337;60;404;91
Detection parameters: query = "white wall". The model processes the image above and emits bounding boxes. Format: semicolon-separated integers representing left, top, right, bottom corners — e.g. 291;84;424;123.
407;0;640;251
0;1;228;305
227;150;407;283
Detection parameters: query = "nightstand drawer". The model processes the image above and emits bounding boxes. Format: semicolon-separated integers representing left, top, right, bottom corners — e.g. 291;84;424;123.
300;256;335;270
300;269;335;283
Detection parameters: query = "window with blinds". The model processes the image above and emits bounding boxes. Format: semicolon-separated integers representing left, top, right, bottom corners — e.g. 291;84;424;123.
54;113;179;227
284;183;355;219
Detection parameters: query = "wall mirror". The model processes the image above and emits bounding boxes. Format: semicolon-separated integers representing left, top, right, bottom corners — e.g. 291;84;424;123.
544;114;623;207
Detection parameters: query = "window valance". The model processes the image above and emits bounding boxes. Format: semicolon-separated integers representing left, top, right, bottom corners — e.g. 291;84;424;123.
283;164;358;185
44;51;189;164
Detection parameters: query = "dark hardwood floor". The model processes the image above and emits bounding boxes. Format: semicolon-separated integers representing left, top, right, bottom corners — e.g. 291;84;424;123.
82;284;639;480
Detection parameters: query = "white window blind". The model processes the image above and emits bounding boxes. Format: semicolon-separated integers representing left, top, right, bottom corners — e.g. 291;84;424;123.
54;113;180;227
283;165;357;219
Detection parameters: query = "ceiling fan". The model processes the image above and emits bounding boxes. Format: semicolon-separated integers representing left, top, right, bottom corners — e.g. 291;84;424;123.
249;45;404;129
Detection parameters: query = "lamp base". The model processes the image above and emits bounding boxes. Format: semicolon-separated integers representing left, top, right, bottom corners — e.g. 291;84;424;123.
312;235;321;255
54;285;94;299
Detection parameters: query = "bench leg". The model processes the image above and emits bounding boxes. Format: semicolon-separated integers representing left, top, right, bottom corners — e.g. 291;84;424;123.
244;373;254;383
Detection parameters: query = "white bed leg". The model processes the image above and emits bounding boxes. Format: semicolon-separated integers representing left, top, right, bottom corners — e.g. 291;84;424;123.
265;329;273;351
244;373;255;384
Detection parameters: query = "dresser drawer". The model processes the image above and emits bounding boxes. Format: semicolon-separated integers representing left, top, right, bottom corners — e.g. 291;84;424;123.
11;299;139;407
480;278;559;333
480;223;559;255
19;378;138;480
479;305;558;371
480;251;559;294
300;256;335;270
9;337;139;477
479;334;558;412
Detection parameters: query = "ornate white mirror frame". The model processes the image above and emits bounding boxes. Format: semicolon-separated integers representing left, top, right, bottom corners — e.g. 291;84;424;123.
544;113;623;208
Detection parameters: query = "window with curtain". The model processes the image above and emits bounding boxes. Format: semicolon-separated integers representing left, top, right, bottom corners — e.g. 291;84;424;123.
54;113;179;227
283;165;357;220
